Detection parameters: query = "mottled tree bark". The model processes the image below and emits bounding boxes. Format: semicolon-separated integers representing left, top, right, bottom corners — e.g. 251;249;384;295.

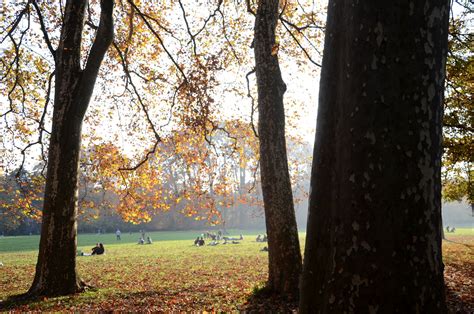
28;0;114;297
254;0;302;297
300;0;450;312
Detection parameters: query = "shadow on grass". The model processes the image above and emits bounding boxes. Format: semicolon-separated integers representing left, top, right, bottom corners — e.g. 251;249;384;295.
239;285;298;313
0;287;100;311
446;286;474;314
0;289;190;311
0;293;45;311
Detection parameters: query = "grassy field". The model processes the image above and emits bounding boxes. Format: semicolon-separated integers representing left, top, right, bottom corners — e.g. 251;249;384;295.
0;229;472;311
0;229;261;253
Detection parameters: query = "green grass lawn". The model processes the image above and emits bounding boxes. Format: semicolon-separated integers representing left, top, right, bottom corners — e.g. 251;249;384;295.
444;227;474;236
0;229;264;253
0;230;472;311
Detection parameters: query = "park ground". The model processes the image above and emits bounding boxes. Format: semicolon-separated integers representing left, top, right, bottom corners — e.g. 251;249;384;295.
0;229;473;312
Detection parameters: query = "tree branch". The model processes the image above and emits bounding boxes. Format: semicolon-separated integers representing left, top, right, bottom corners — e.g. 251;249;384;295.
177;0;197;55
128;0;187;82
0;4;29;44
112;42;163;172
76;0;114;118
280;18;321;67
245;68;258;138
31;0;56;58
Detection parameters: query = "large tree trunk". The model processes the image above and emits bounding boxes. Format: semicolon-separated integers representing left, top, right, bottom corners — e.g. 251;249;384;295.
28;0;114;297
254;0;302;297
300;0;450;312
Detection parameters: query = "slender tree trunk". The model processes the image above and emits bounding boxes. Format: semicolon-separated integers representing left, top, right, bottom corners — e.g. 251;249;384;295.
254;0;302;297
300;0;450;312
28;0;114;297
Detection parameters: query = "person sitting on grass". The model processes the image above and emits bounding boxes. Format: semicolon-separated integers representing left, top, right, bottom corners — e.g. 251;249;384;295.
146;236;153;244
91;243;105;255
198;237;205;246
194;236;200;246
88;243;99;255
138;237;145;245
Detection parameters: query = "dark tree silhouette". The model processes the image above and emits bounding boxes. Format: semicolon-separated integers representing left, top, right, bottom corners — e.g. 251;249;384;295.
28;0;114;296
253;0;302;297
300;0;450;312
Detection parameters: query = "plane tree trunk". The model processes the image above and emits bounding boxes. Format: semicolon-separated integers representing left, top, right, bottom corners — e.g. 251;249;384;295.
300;0;450;312
253;0;302;297
28;0;114;297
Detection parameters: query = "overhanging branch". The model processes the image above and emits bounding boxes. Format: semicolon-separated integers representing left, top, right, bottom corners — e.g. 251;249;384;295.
31;0;56;58
76;0;114;118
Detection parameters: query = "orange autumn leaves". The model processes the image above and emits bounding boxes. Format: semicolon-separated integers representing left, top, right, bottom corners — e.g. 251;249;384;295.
79;120;260;224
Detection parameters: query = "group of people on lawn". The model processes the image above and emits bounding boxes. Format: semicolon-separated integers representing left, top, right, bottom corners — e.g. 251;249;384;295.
81;230;268;254
445;226;456;233
194;233;244;246
137;229;153;244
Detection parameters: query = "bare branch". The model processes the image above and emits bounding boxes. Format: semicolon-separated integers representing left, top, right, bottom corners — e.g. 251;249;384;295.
112;42;162;171
31;0;56;58
245;68;258;138
178;0;197;55
128;0;187;82
0;4;29;44
279;18;321;67
279;16;325;32
218;6;241;64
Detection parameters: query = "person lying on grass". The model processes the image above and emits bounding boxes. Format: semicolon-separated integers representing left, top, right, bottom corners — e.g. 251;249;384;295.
223;234;244;241
222;239;240;244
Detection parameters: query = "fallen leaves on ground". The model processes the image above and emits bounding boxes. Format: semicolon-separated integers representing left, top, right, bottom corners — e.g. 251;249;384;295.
0;235;472;312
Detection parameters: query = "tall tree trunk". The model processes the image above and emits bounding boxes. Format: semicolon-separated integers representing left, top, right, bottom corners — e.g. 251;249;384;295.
254;0;302;297
28;0;114;297
300;0;450;312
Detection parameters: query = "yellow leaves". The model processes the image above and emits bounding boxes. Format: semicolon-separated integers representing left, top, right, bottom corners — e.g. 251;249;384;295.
15;120;33;136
